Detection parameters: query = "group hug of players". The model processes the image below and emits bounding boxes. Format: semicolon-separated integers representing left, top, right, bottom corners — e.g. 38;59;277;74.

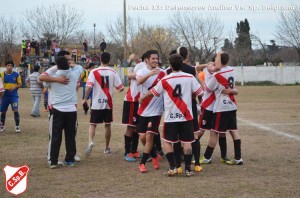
119;47;243;177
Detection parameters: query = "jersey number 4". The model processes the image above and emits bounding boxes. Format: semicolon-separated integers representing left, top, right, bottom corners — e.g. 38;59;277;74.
172;84;182;98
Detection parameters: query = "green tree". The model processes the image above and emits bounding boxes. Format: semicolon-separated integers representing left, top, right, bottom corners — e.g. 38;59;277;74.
234;19;253;65
221;38;234;52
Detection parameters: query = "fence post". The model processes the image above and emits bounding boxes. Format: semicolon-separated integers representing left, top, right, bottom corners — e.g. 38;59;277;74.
241;63;244;86
279;62;283;86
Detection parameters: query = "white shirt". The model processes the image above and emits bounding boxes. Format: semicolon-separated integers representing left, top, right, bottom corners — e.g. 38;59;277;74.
152;71;203;122
201;70;215;111
124;62;146;102
86;66;124;110
206;66;237;112
136;67;166;116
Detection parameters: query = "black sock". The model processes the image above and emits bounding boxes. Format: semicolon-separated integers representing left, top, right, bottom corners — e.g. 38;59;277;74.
150;147;157;158
124;135;132;156
173;142;182;168
234;139;242;160
1;113;6;125
154;133;162;151
141;153;150;165
184;154;192;172
219;136;227;158
14;112;20;126
204;146;214;159
165;152;175;169
130;132;139;153
192;139;200;165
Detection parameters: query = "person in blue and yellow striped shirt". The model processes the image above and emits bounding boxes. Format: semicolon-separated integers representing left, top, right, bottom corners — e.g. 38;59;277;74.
0;60;22;133
80;62;95;115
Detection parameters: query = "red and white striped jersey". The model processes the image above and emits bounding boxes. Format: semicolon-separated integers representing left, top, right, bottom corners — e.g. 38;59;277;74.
206;66;237;112
86;66;124;110
136;67;166;116
151;71;203;122
201;70;215;111
123;62;146;102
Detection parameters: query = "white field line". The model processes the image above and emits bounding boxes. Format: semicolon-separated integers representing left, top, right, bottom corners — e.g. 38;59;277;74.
237;117;300;141
7;117;300;141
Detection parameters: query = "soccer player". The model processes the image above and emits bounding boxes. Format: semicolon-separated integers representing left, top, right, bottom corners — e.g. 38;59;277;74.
140;54;203;176
136;50;166;173
0;61;22;133
198;59;238;165
166;46;202;173
122;53;146;162
0;76;4;120
42;56;83;169
84;52;124;157
80;62;96;114
201;51;243;165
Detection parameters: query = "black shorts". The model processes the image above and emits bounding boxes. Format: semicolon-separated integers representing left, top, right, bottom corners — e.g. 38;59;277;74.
122;101;139;127
192;99;199;133
137;116;161;135
199;108;213;130
90;109;113;124
212;110;237;133
163;121;195;143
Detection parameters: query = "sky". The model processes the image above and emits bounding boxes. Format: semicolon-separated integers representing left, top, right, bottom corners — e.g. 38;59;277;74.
0;0;298;45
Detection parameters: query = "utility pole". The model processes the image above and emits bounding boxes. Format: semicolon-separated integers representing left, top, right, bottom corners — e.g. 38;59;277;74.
93;23;96;54
123;0;127;62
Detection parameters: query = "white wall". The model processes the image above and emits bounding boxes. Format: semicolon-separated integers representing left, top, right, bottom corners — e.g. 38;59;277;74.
116;66;300;85
235;66;300;85
7;65;299;85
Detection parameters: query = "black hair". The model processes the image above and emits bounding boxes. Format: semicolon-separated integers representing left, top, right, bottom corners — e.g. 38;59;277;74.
169;49;177;56
87;62;96;69
55;56;69;70
33;65;40;72
100;52;111;64
141;52;147;62
5;60;14;66
221;52;230;65
57;50;70;57
144;50;159;60
177;47;188;60
50;62;56;66
169;54;183;71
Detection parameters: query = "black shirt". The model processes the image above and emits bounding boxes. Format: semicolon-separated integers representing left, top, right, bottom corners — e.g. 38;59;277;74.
166;63;196;77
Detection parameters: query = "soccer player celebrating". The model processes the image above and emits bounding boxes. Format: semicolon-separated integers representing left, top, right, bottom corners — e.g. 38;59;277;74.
140;54;203;176
122;53;146;162
84;52;124;157
136;50;165;173
202;51;243;165
198;58;238;165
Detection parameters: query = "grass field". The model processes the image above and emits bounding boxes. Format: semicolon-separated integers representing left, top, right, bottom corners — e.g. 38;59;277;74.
0;86;300;198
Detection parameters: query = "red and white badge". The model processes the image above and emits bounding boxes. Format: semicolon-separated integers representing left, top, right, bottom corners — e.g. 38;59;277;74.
3;165;30;196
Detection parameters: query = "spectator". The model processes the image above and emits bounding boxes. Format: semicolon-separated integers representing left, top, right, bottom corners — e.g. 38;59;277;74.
25;65;42;117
